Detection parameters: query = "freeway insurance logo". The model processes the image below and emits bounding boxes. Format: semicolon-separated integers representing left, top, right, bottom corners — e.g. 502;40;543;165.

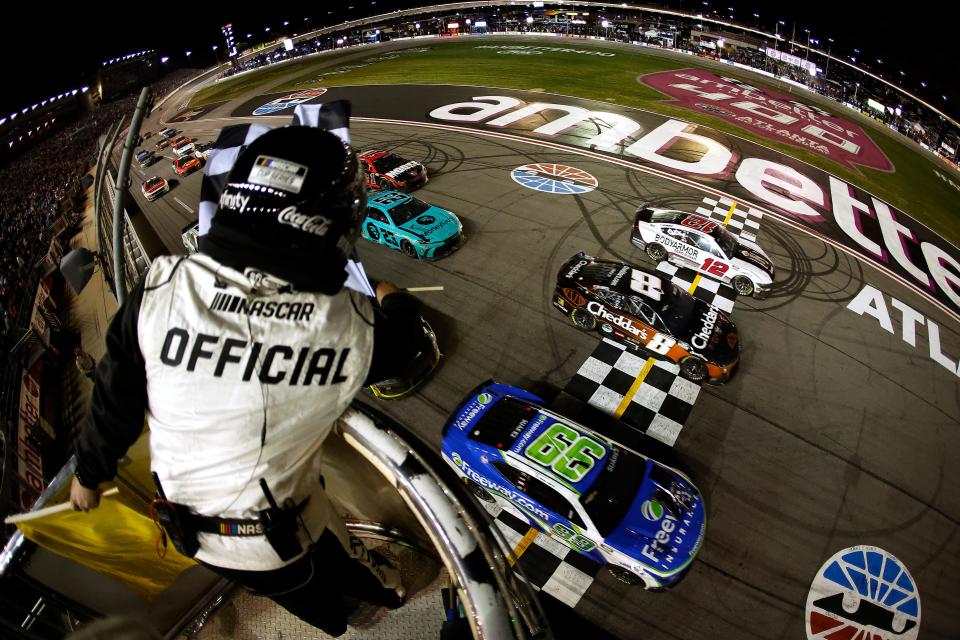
511;163;598;194
806;546;920;640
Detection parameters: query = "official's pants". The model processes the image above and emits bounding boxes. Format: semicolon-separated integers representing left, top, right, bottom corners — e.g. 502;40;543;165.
203;528;402;636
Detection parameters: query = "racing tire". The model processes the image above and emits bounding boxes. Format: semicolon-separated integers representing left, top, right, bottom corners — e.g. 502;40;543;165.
646;243;668;262
608;566;648;587
463;478;495;504
400;240;418;258
378;177;391;190
732;275;755;297
570;308;597;331
679;356;708;384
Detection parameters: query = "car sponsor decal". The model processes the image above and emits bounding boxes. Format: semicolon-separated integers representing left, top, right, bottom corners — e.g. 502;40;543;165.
248;156;309;193
561;288;586;307
453;394;492;430
654;232;699;260
641;499;664;522
511;163;598;194
457;458;551;521
690;308;720;352
680;214;718;233
252;88;328;116
565;259;588;279
640;69;893;171
586;301;647;339
416;215;435;226
384;160;420;179
639;509;698;572
552;522;597;553
806;546;920;640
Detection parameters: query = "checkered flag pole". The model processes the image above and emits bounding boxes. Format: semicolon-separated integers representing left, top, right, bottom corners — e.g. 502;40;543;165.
196;100;374;298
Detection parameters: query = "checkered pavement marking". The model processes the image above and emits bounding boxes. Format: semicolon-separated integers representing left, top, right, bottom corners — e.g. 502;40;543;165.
564;339;700;447
484;500;602;609
694;195;763;243
655;261;738;313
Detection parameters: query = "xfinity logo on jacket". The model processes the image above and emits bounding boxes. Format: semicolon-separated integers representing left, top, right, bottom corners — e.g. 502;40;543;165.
210;293;315;321
159;327;350;386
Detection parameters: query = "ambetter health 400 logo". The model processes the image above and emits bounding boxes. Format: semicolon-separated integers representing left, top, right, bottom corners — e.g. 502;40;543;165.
806;546;920;640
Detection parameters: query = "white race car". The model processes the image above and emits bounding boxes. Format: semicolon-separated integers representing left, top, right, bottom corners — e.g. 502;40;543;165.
631;205;774;298
141;176;169;202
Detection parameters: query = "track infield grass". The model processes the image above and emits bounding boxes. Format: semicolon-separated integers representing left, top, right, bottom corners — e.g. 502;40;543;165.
191;39;959;246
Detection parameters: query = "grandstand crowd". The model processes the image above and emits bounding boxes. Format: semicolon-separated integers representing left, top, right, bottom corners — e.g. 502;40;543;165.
0;69;195;346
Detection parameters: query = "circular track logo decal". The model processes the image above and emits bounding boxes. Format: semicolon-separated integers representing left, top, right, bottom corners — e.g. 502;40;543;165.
511;163;598;195
806;546;920;640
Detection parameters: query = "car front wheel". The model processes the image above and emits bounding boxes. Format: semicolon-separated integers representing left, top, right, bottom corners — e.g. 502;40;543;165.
570;308;597;331
732;275;755;297
400;240;418;258
646;243;667;262
608;566;649;587
463;478;495;504
679;356;707;383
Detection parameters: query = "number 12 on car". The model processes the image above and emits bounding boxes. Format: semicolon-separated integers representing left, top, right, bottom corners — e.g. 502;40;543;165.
700;257;729;278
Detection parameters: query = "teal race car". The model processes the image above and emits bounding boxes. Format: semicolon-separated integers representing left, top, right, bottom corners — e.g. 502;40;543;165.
361;190;463;259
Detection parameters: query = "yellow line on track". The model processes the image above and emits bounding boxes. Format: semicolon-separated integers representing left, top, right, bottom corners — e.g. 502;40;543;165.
722;201;738;226
688;274;703;295
615;357;656;419
508;528;540;566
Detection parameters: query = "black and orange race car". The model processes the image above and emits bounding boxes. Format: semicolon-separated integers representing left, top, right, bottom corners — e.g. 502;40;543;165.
554;252;740;384
360;149;427;192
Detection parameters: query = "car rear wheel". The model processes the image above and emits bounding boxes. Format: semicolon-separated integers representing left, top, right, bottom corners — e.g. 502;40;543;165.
400;240;418;258
646;243;667;262
570;308;597;331
679;356;707;383
378;177;390;190
463;478;495;504
732;275;755;297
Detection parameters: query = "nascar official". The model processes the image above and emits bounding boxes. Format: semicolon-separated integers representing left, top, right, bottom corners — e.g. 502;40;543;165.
69;111;422;636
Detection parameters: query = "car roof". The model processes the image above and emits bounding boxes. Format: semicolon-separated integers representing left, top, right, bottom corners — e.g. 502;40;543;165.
563;258;668;303
368;190;412;208
463;394;615;494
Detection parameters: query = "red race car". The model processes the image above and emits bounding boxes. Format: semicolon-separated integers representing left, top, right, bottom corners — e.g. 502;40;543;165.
173;156;202;177
140;176;169;201
360;150;427;192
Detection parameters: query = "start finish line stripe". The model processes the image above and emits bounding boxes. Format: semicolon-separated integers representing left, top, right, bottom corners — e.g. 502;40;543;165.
722;201;738;226
508;528;540;566
614;357;656;419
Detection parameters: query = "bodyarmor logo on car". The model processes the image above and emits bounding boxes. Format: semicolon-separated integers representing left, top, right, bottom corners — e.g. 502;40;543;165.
654;233;698;259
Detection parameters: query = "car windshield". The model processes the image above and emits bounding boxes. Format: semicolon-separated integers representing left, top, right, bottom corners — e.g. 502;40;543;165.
372;154;407;172
146;178;163;188
655;284;697;335
579;447;647;536
470;396;539;450
708;225;738;257
387;198;431;226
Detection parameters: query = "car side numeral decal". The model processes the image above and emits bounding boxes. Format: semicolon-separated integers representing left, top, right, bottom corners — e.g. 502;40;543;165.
700;257;729;277
629;270;663;301
524;424;606;483
680;215;718;233
646;333;677;355
552;523;597;552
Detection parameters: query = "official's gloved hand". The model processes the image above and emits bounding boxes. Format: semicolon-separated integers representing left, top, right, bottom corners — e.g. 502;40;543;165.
70;476;102;512
375;280;401;304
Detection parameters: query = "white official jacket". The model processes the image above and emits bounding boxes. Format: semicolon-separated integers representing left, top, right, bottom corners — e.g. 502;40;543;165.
139;254;373;570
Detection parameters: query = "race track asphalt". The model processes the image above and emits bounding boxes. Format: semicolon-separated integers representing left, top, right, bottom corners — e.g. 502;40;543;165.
118;68;960;639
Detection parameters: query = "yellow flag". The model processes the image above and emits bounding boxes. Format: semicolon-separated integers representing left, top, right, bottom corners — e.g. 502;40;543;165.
15;492;195;600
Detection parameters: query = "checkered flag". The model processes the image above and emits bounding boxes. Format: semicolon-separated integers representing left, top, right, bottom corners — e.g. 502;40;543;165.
196;100;373;297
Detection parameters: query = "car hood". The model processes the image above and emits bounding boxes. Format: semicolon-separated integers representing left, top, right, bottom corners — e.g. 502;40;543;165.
605;464;707;575
399;209;460;241
675;298;739;365
734;238;774;278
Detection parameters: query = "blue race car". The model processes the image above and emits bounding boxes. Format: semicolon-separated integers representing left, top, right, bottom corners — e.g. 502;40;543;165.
442;382;706;589
361;190;462;260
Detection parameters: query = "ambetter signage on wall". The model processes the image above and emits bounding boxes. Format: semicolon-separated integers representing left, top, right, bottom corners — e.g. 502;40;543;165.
641;69;893;171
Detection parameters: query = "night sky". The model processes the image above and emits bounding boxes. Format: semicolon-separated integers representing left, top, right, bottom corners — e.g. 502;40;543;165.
0;2;954;119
